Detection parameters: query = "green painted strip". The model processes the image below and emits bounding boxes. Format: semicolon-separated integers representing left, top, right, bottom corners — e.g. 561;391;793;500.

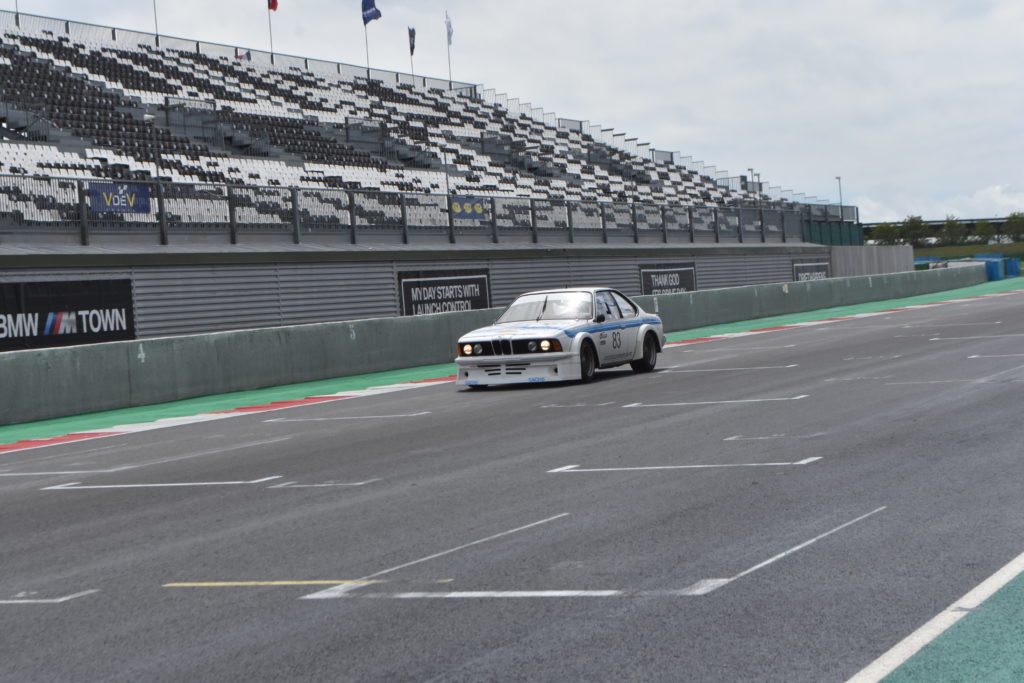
2;278;1021;447
666;278;1024;343
0;363;455;446
883;572;1024;682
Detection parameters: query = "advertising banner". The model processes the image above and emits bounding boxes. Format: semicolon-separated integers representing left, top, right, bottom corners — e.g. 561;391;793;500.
88;183;151;214
639;263;697;295
398;270;490;316
449;197;487;219
0;279;136;351
793;261;830;281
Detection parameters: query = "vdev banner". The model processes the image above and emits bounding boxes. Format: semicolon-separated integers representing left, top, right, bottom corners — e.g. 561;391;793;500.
89;183;151;214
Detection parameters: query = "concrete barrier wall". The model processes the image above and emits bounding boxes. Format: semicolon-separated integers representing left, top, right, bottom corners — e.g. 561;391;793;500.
0;265;988;426
830;245;914;277
633;264;986;333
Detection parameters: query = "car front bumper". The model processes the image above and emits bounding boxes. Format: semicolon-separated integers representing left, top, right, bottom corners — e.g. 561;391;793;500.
455;352;580;386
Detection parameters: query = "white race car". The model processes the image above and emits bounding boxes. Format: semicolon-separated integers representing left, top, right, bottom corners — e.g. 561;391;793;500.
455;287;665;387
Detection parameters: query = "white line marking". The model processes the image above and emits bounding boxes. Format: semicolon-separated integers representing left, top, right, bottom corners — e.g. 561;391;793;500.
540;402;616;408
843;355;903;361
930;333;1024;341
623;395;808;408
0;589;99;605
356;590;624;599
969;353;1024;359
0;437;294;478
675;344;798;352
902;321;1002;328
268;479;381;488
660;364;798;373
264;412;431;423
886;379;991;385
825;377;894;382
301;513;570;600
42;476;282;490
678;579;733;596
684;507;887;597
724;433;827;441
848;548;1024;682
548;458;821;473
0;467;135;477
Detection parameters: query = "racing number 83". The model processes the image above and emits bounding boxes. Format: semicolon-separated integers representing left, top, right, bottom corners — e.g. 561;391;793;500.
611;331;622;349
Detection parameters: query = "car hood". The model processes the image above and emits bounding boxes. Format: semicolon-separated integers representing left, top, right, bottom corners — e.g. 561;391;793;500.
459;320;584;340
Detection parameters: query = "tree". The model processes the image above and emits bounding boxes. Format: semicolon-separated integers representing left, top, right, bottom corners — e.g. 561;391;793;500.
973;219;995;244
1004;212;1024;242
939;215;966;246
902;215;929;248
870;222;901;245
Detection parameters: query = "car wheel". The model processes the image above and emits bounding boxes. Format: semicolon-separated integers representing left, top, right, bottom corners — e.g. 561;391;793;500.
579;341;597;383
630;333;658;373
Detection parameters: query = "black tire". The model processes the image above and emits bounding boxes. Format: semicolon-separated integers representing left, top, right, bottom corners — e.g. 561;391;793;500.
630;333;658;373
579;341;597;383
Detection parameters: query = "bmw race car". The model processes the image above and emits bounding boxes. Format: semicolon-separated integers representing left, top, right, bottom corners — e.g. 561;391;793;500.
455;287;665;387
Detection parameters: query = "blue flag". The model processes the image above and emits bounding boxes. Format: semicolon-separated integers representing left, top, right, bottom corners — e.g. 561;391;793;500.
362;0;381;25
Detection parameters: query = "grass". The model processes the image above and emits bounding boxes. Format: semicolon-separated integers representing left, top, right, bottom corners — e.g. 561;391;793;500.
913;242;1024;259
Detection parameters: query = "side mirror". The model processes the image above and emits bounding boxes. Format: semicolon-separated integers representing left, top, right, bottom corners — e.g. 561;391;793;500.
594;314;606;323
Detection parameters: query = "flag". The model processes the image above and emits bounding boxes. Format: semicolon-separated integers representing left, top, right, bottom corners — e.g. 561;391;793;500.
408;27;416;56
235;50;252;61
445;11;453;46
362;0;381;25
268;0;278;10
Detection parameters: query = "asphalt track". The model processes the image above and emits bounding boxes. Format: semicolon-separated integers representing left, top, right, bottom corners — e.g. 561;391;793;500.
3;279;1024;682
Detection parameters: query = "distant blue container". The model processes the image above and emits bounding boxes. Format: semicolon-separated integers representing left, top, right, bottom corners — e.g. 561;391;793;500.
985;259;1004;280
974;253;1004;260
1005;258;1021;278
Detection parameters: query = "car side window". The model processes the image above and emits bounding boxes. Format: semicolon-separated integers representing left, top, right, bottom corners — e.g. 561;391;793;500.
596;291;621;320
611;292;636;318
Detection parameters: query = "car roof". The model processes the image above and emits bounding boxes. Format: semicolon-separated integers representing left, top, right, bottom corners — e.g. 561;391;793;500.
517;287;615;296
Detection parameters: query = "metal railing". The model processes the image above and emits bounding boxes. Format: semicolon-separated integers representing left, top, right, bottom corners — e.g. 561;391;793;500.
0;174;809;247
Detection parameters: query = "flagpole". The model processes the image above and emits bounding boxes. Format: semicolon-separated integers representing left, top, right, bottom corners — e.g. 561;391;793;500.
267;7;275;65
152;0;160;46
363;24;371;80
444;12;453;90
446;42;453;91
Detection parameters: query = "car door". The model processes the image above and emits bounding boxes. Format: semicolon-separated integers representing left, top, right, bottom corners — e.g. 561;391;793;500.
594;290;629;365
610;291;640;362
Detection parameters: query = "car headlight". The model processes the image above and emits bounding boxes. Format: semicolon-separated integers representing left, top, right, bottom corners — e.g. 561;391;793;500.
540;339;552;351
473;343;484;355
461;343;473;356
527;341;538;352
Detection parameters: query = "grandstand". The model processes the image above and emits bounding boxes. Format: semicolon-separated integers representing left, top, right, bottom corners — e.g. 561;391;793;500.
0;10;858;235
0;11;878;340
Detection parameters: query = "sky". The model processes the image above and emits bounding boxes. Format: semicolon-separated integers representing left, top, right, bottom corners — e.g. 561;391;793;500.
10;0;1024;222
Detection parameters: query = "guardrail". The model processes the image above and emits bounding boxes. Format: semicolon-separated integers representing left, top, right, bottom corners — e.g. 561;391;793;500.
0;175;810;246
0;265;988;426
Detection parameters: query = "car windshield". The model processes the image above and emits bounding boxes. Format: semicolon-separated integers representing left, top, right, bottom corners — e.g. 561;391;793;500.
496;292;594;322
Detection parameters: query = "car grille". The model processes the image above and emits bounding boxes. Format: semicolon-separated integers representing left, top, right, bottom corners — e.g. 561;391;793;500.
476;339;542;356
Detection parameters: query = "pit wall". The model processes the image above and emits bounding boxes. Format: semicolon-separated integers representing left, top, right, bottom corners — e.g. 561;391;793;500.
0;265;987;426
